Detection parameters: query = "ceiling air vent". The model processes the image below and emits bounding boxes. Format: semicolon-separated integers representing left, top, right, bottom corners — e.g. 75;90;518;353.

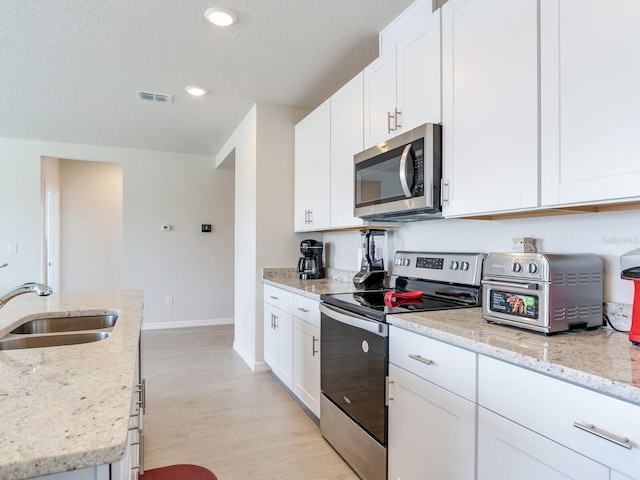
136;91;173;103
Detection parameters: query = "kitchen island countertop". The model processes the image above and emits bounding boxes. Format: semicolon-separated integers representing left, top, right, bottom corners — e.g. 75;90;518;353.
388;308;640;406
0;290;144;480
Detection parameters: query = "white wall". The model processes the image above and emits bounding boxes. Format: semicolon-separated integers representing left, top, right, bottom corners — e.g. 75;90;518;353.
324;209;640;304
59;159;123;292
0;137;235;327
216;103;308;370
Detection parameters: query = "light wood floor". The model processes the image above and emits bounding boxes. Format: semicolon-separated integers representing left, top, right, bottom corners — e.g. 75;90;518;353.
142;325;359;480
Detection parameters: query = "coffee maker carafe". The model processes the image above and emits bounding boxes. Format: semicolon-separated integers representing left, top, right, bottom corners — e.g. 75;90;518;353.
297;239;324;280
353;229;387;290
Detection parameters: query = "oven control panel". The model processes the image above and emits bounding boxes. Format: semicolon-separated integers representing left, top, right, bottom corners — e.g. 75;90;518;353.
392;251;485;286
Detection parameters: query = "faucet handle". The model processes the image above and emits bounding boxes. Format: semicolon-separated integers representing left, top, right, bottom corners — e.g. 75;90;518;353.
0;263;7;269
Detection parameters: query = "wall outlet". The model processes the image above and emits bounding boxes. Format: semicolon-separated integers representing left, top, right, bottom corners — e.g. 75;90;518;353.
7;243;17;254
512;237;537;253
165;296;173;307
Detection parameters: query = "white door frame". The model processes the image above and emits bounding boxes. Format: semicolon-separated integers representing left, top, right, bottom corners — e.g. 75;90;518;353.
44;184;60;292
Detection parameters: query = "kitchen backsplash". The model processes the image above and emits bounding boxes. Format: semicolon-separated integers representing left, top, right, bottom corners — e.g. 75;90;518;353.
604;302;633;332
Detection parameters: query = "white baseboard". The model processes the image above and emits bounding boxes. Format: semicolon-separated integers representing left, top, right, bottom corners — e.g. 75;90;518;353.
233;341;271;373
142;317;234;331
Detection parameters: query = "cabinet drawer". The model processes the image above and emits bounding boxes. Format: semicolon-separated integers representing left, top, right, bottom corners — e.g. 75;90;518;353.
389;326;476;402
293;295;320;328
479;355;640;479
264;284;293;313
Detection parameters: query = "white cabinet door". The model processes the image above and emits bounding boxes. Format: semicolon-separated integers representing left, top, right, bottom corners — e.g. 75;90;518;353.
293;317;320;417
363;51;397;148
330;72;365;229
263;302;279;370
294;99;331;231
540;0;640;206
441;0;539;216
264;302;293;388
364;0;441;149
478;407;609;480
387;363;475;480
396;0;441;130
611;471;636;480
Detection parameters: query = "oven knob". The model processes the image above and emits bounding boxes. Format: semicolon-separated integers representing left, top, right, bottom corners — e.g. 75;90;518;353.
512;262;523;273
395;258;401;266
403;258;411;266
528;263;538;274
461;261;469;271
450;261;459;270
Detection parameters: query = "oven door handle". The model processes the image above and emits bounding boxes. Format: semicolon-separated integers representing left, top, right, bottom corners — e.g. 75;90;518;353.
320;303;387;336
482;279;539;290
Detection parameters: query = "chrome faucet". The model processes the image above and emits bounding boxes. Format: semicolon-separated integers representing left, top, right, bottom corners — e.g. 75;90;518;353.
0;283;53;309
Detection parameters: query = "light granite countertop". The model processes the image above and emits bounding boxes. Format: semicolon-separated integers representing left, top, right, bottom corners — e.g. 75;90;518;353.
263;268;357;300
0;290;144;480
388;308;640;406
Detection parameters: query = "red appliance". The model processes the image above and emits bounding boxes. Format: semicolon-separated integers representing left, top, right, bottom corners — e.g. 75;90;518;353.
621;249;640;344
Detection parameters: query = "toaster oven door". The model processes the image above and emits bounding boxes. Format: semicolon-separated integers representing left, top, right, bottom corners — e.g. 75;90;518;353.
482;279;550;333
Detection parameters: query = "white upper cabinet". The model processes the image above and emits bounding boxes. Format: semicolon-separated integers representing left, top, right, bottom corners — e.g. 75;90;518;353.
540;0;640;206
330;72;365;229
441;0;539;217
364;0;441;148
294;99;331;232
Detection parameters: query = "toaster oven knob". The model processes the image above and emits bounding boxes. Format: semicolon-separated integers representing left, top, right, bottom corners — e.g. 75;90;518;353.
512;262;523;273
450;261;459;270
461;261;469;271
403;258;411;266
527;263;538;274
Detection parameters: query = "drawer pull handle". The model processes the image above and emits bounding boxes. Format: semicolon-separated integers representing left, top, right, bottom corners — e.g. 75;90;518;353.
270;295;279;300
312;335;319;356
573;422;632;449
298;307;309;313
408;354;433;365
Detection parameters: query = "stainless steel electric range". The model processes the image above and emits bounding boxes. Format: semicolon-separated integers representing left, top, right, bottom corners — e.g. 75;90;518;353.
319;251;485;480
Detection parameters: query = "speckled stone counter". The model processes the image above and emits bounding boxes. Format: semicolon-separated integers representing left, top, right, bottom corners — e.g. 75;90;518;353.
263;268;356;300
388;308;640;406
0;290;144;480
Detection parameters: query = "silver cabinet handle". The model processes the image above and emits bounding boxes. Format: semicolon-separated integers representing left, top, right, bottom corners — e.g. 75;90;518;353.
387;111;394;134
441;179;450;205
312;335;319;356
297;307;309;313
270;295;279;300
394;107;402;130
573;422;632;449
0;263;7;269
273;314;278;329
408;354;433;365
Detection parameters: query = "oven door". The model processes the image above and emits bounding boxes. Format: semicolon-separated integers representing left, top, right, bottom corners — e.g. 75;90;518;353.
320;303;388;444
482;278;550;332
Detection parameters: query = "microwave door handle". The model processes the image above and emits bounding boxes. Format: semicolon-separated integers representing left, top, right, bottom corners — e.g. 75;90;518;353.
399;144;413;198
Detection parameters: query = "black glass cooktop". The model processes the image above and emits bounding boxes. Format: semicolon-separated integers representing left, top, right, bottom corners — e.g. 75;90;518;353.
321;289;475;322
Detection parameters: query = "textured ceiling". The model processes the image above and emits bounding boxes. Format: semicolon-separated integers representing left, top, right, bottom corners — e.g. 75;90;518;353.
0;0;414;155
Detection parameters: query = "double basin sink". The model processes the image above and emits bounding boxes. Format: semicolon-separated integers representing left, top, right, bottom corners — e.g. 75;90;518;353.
0;313;118;350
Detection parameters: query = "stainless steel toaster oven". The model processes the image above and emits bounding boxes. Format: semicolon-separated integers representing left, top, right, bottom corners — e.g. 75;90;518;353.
482;252;603;334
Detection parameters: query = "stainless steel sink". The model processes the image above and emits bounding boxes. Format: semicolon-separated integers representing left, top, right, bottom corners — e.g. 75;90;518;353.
0;331;111;350
10;314;118;334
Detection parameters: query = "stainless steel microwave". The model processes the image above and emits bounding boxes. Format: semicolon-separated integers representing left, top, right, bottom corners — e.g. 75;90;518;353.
354;123;442;221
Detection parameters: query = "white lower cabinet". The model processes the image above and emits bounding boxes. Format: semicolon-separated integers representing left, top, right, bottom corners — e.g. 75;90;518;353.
479;355;640;480
477;407;608;480
388;326;476;480
264;284;320;413
263;301;293;389
293;317;320;417
387;363;476;480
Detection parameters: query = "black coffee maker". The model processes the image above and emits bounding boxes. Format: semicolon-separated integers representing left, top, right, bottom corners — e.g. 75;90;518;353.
297;239;324;280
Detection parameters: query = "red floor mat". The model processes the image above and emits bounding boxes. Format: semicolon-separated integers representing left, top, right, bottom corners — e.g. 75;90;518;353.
140;464;217;480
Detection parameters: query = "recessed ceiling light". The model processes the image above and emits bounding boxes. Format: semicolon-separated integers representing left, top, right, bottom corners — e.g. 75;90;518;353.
204;7;237;27
185;86;207;96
